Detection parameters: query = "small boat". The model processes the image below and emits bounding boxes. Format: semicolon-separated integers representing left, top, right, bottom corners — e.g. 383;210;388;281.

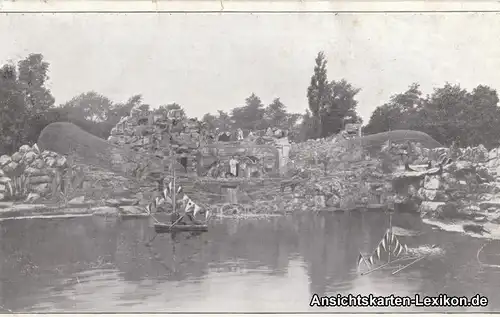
154;223;208;233
152;155;211;234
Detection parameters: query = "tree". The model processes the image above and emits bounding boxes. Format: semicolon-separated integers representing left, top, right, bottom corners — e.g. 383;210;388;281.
320;79;361;137
216;110;233;130
364;83;423;134
423;83;471;146
60;91;114;122
155;103;186;119
287;113;304;141
107;94;143;123
286;113;302;129
202;112;217;130
461;85;500;148
298;110;314;142
138;104;151;112
0;63;26;152
364;82;500;149
231;93;266;130
264;98;288;129
0;54;57;153
364;104;403;134
307;52;329;139
17;53;55;113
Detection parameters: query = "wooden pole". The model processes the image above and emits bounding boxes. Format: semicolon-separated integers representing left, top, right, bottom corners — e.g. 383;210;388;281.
391;255;426;275
172;164;176;214
361;256;418;276
388;212;393;263
168;157;184;230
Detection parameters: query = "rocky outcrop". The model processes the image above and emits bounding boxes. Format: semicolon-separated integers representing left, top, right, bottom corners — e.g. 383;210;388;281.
285;136;500;215
387;143;500;224
106;106;212;172
284;137;398;212
0;144;68;201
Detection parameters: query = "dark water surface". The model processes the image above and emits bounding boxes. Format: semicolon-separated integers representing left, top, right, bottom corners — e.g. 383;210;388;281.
0;211;499;312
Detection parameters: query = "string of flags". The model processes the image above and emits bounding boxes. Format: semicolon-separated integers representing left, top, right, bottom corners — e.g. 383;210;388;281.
357;229;409;268
146;180;210;221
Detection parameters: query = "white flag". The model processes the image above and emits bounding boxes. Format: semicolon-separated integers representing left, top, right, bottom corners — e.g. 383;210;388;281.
185;200;195;213
162;189;172;204
381;235;387;251
368;256;374;266
396;244;404;257
375;243;382;260
193;204;202;217
181;194;190;203
155;197;164;206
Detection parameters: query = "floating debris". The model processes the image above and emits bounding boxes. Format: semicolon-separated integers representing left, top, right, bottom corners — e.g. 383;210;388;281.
463;224;491;235
391;226;423;237
407;244;445;257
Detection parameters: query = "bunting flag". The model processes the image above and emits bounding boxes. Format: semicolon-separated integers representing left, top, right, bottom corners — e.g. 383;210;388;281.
376;242;382;260
6;181;13;197
364;229;410;267
390;231;396;243
396;244;404;257
146;203;152;214
205;208;211;221
155;197;164;206
163;187;171;198
185;199;195;213
357;254;365;267
381;235;387;251
193;204;202;217
368;256;374;266
162;189;173;204
357;253;371;268
157;179;211;222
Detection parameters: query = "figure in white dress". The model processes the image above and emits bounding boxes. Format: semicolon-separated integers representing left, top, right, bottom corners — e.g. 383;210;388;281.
229;155;239;177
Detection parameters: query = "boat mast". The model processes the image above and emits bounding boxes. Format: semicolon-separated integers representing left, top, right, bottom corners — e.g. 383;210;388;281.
171;152;176;214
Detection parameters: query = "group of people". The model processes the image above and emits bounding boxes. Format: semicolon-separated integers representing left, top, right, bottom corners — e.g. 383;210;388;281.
215;127;289;143
266;127;288;139
216;128;245;142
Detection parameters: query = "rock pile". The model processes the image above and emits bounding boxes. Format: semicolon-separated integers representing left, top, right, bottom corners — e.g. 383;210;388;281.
107;106;213;165
0;144;68;201
417;160;498;219
284;136;396;212
285;137;500;214
385;143;500;219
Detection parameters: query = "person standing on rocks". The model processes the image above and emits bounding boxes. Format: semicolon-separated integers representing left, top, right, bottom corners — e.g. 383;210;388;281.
229;155;239;177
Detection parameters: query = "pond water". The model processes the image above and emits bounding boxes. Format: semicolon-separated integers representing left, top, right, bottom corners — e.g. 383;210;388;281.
0;211;499;313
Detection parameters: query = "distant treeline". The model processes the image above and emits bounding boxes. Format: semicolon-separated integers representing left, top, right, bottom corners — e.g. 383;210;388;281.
1;52;499;155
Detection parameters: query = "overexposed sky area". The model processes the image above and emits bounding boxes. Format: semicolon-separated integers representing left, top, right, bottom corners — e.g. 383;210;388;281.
0;12;498;122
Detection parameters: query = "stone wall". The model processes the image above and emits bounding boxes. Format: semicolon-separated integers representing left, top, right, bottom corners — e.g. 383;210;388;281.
0;144;68;201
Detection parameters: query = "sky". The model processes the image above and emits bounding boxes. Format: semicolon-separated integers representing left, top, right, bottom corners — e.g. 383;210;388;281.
1;12;499;123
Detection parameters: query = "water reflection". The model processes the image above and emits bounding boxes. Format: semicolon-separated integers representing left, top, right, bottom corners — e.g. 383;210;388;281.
0;211;499;312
